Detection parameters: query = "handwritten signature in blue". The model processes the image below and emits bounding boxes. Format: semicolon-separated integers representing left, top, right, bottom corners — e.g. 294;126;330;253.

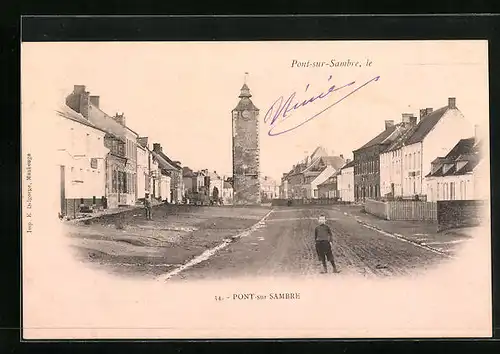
263;75;380;136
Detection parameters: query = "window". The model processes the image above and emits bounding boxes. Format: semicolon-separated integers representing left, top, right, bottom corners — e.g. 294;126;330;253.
450;182;455;200
404;154;407;170
112;170;117;192
436;182;440;200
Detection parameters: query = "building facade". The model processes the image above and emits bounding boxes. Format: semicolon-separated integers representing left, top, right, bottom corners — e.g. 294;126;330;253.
425;136;482;201
222;180;234;205
208;171;224;202
65;85;138;208
232;82;261;204
381;98;473;199
281;147;345;199
152;143;183;203
338;160;355;202
136;136;150;201
260;175;279;201
317;172;340;199
56;104;109;217
353;117;416;202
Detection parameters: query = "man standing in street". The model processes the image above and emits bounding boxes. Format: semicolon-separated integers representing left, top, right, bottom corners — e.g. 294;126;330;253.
314;214;340;274
144;193;152;220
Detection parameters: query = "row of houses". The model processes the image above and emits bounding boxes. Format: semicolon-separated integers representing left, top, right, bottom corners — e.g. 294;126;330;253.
57;85;188;218
279;147;347;200
279;97;484;204
354;97;483;202
57;84;281;217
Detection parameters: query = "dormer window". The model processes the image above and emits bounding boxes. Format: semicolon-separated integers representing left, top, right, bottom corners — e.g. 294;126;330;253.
442;163;454;174
456;160;468;172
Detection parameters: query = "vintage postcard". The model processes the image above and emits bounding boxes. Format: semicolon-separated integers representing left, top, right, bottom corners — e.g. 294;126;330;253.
21;40;491;339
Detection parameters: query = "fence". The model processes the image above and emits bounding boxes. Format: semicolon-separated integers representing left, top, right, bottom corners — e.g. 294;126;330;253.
437;200;486;231
271;198;352;207
365;199;437;221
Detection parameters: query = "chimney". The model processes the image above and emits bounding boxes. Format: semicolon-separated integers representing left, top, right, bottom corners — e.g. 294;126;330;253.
340;154;344;159
419;109;427;119
153;143;162;152
73;85;86;94
385;120;395;130
409;116;417;125
137;137;149;148
79;90;90;118
426;107;433;115
346;158;351;163
113;113;126;126
448;97;456;109
89;95;100;108
401;113;414;124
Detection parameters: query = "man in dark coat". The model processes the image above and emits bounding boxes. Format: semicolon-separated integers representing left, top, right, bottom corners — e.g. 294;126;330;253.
314;214;340;274
144;193;153;220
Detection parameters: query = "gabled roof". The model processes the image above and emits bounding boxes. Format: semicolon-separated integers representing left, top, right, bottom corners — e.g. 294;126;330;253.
317;174;338;187
182;166;195;177
56;105;107;134
86;104;127;142
354;125;397;151
319;156;346;170
340;159;355;170
151;151;179;171
383;123;417;152
405;106;449;145
154;149;181;170
425;137;481;177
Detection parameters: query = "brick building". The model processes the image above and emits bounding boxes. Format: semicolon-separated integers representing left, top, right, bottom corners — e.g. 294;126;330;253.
280;147;345;199
353;119;409;201
232;82;261;204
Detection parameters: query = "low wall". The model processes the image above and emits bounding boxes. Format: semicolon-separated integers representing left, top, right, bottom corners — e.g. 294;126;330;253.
364;199;389;220
437;200;486;231
365;199;437;221
61;198;104;218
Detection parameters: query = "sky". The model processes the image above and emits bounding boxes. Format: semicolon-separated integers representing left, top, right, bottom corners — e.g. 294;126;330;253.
22;40;489;181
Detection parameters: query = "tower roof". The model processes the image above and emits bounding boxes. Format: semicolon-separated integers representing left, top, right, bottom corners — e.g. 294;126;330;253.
239;83;252;98
233;82;259;111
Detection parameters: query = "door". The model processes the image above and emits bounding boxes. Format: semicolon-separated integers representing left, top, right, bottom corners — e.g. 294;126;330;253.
60;165;66;216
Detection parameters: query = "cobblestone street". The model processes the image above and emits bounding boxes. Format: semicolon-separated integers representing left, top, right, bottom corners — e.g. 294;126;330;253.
63;204;475;281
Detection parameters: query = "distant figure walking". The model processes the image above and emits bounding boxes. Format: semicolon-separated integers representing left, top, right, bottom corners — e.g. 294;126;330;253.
144;193;153;220
314;214;340;274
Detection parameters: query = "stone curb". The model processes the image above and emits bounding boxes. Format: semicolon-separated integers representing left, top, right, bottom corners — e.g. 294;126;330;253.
354;218;454;259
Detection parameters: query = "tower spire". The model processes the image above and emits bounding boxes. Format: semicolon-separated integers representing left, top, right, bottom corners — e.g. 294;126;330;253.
239;72;252;99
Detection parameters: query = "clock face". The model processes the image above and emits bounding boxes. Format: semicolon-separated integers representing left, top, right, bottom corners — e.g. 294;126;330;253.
242;111;250;119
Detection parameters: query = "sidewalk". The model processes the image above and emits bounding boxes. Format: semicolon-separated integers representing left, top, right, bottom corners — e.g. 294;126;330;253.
337;205;475;256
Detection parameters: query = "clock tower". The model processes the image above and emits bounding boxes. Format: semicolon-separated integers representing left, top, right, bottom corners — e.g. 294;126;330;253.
232;81;261;205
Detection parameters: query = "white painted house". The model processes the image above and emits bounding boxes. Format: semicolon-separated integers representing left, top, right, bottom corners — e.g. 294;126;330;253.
338;160;355;202
379;98;473;199
310;165;337;198
55;104;109;217
425;136;483;201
